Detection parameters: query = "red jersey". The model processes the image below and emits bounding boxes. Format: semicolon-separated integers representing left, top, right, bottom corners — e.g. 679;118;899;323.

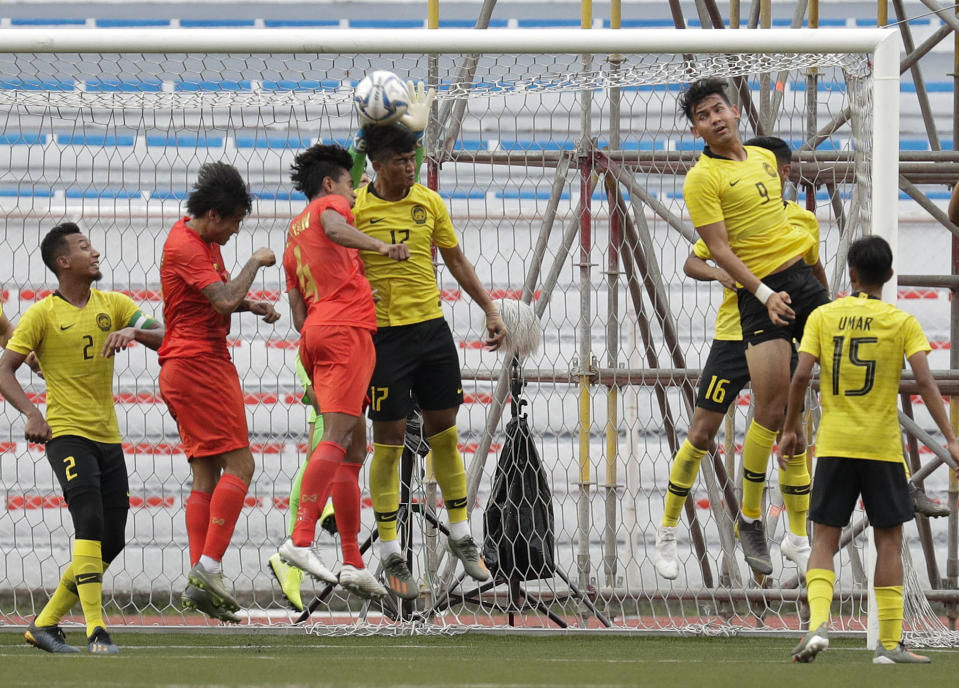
283;194;376;331
158;217;233;362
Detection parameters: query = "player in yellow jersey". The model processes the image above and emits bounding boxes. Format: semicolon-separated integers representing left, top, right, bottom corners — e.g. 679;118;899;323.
0;222;163;654
782;236;959;664
680;78;830;575
351;122;506;598
655;136;826;579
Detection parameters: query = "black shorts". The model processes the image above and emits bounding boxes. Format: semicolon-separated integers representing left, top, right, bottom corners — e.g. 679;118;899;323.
368;317;464;422
738;260;829;346
809;456;914;528
45;435;129;509
696;339;750;413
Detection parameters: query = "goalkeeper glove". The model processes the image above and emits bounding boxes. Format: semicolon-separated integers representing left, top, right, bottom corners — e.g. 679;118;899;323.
352;126;368;153
399;80;436;138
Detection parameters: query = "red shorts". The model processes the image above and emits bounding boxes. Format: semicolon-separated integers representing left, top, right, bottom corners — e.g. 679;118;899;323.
300;324;375;417
159;355;249;459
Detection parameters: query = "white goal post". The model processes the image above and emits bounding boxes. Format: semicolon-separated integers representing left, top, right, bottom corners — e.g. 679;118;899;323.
0;26;937;639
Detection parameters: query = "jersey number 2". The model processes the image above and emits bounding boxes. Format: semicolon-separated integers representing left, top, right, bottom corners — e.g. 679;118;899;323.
831;336;877;396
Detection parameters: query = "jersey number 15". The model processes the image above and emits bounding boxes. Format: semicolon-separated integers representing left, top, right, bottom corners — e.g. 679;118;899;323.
831;335;877;396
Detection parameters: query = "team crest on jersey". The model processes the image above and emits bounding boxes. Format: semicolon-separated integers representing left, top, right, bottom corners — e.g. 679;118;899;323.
411;205;427;224
96;313;112;332
763;162;777;178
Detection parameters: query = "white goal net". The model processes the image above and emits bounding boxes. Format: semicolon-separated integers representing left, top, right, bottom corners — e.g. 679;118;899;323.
1;27;946;640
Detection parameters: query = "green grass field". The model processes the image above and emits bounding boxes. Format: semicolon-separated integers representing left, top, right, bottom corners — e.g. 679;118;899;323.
1;630;958;687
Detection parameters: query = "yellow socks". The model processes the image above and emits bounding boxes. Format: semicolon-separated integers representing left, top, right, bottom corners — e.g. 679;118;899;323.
779;451;810;537
429;426;469;524
806;568;835;630
369;443;404;542
35;564;80;627
875;585;904;651
73;539;105;636
741;420;777;520
662;440;707;527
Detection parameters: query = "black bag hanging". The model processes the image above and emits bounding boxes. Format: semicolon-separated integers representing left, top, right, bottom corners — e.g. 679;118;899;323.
482;358;556;581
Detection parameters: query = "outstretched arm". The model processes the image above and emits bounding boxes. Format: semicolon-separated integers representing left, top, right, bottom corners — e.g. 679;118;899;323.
101;320;165;357
697;220;795;326
0;348;51;443
777;351;816;466
439;244;506;350
909;349;959;469
683;251;736;288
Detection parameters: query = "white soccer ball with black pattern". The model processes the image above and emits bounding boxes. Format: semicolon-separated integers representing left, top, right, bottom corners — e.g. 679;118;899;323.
353;71;409;126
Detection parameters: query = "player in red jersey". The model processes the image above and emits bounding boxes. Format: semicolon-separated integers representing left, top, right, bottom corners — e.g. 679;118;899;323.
158;162;280;622
276;144;408;599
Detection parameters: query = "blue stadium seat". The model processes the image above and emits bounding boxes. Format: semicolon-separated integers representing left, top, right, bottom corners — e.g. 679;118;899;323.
57;134;135;146
0;134;46;145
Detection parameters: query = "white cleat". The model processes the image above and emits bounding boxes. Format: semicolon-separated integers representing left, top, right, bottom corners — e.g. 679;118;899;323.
278;537;337;584
653;526;679;580
780;533;811;574
339;565;388;600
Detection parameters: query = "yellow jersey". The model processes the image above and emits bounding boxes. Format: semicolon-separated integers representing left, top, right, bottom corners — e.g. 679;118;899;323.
799;293;930;462
693;200;821;341
6;289;141;443
353;183;459;327
684;146;815;278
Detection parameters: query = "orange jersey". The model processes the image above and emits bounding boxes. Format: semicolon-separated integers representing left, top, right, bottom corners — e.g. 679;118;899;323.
159;218;232;361
283;194;376;331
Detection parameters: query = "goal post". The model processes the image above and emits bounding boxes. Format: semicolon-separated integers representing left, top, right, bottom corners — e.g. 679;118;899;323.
0;26;936;638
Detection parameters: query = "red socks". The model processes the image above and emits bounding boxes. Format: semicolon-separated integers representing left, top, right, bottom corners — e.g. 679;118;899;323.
185;490;212;566
333;462;364;568
292;441;346;547
201;473;249;562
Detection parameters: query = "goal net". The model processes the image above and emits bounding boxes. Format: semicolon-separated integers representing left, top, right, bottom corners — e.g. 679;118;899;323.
1;27;946;639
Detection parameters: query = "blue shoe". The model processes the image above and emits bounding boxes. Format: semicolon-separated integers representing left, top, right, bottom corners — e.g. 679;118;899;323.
25;623;80;654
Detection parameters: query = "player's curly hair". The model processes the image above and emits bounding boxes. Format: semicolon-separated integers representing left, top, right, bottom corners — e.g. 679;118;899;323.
40;221;82;276
678;77;731;122
186;161;253;220
744;136;792;167
290;144;354;200
365;123;419;162
848;236;893;287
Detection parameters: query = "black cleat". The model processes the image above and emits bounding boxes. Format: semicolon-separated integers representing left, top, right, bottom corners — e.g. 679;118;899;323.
86;626;119;654
24;623;80;654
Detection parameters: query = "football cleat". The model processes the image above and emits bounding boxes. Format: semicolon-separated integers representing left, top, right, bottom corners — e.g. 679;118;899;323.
319;502;338;536
653;525;679;580
382;553;419;600
278;538;337;584
86;626;119;654
780;532;811;574
188;563;241;613
873;642;931;664
268;553;304;612
24;622;80;654
339;565;388;599
791;622;829;663
181;583;242;623
734;515;773;575
448;535;491;582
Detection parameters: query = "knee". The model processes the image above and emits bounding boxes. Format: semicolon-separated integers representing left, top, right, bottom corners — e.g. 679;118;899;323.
223;452;254;484
67;490;104;542
687;413;722;451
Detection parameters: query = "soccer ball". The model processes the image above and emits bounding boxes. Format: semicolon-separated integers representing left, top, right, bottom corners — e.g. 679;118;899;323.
353;70;409;125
